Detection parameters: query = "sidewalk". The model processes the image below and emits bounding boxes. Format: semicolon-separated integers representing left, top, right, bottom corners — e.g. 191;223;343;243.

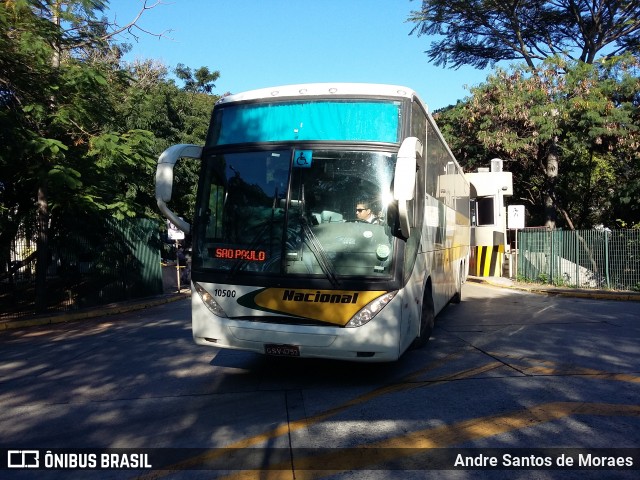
0;291;191;332
467;276;640;302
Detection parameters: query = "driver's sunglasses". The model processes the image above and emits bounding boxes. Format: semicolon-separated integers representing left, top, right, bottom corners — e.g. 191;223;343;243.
355;208;368;213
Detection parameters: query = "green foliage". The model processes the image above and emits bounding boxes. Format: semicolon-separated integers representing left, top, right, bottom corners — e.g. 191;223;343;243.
86;129;157;219
175;63;220;94
409;0;640;69
0;0;219;265
412;1;640;229
112;60;217;219
435;56;640;229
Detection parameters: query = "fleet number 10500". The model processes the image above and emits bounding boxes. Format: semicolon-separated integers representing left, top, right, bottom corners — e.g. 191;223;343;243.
214;289;236;298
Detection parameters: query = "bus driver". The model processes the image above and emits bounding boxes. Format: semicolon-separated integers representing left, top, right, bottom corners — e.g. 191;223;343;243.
355;201;380;224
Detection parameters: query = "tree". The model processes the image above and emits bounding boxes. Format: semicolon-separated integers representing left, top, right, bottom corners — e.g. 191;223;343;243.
435;55;640;228
1;0;150;309
114;60;218;222
410;0;640;228
409;0;640;69
175;63;220;94
0;0;217;311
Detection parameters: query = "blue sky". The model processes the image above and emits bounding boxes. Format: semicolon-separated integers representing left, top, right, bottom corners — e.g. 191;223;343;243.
106;0;492;111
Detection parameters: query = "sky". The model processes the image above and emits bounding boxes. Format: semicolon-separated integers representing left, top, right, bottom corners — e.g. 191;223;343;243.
106;0;492;111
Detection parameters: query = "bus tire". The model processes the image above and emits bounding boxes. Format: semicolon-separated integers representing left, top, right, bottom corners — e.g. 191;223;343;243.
412;289;435;349
451;263;463;304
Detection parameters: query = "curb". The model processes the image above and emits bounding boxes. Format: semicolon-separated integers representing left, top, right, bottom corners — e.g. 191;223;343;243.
467;277;640;302
0;292;191;331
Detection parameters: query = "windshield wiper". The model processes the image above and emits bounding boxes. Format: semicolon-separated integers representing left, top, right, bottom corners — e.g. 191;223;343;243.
300;219;339;287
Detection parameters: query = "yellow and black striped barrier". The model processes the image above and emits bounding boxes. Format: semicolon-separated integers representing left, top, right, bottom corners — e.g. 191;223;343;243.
472;245;505;277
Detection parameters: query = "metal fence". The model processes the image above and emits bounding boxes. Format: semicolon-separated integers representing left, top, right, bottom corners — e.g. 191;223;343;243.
1;219;164;320
517;229;640;291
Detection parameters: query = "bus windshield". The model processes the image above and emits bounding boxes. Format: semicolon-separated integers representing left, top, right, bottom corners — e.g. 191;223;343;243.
193;148;396;279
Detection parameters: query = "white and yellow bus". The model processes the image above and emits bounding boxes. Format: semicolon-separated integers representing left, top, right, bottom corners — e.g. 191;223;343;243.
156;83;470;361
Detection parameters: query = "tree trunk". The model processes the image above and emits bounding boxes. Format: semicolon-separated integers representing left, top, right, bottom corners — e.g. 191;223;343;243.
34;1;60;313
544;138;559;229
35;184;49;313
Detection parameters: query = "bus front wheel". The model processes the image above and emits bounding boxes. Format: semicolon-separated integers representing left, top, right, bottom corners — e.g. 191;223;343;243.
412;290;435;349
451;263;464;304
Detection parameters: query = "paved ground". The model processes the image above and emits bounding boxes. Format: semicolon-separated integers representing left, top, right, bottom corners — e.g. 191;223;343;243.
1;277;638;332
0;291;190;331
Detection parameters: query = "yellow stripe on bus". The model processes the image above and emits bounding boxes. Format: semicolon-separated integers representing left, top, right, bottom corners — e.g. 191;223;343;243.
253;288;388;326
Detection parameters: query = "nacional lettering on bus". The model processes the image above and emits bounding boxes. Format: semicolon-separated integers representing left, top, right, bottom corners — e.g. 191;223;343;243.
282;289;359;304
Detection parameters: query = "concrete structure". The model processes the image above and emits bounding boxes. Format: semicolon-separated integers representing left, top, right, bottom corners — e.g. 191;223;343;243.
466;159;513;277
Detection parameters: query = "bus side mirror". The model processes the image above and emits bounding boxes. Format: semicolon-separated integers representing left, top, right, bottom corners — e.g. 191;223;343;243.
156;144;202;234
393;137;422;238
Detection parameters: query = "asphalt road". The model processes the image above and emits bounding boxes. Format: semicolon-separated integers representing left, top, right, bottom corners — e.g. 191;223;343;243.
1;282;639;479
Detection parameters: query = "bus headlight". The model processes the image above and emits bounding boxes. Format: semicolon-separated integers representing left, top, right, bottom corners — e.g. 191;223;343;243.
194;282;228;317
345;291;397;328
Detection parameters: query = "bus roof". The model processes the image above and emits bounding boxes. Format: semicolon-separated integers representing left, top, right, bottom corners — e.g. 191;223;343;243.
216;83;428;110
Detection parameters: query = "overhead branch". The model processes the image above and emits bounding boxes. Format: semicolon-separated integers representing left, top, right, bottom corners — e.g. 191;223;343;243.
103;0;173;43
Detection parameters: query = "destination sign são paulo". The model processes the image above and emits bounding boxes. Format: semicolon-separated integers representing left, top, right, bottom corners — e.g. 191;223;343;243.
214;248;266;261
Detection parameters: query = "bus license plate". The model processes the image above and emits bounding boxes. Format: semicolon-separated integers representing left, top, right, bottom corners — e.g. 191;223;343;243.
265;344;300;357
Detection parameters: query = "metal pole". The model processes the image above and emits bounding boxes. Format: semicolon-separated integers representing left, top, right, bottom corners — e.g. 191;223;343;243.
575;231;579;287
175;240;181;292
549;228;554;285
604;231;610;289
515;229;518;279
